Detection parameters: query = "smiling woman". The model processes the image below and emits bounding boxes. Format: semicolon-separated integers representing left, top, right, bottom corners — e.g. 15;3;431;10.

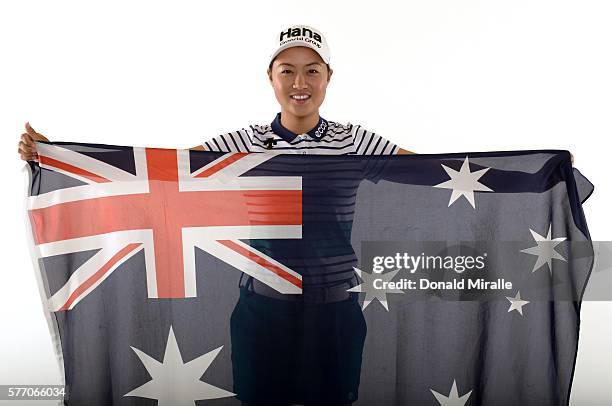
206;25;415;406
192;25;414;156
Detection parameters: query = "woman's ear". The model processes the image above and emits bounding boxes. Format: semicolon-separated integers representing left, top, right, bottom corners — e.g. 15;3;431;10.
327;67;333;82
267;68;273;84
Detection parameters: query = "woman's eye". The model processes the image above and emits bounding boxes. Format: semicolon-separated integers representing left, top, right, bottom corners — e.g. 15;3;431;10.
281;70;292;74
309;69;319;74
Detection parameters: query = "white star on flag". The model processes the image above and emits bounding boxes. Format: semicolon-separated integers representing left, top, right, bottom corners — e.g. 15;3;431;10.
434;156;493;209
430;379;472;406
506;290;530;316
347;267;404;311
124;325;235;405
520;224;567;274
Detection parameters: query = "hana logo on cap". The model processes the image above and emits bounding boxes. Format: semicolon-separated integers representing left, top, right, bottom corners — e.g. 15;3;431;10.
269;25;331;67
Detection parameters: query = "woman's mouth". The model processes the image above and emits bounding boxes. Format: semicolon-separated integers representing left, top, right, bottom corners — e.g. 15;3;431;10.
291;94;311;104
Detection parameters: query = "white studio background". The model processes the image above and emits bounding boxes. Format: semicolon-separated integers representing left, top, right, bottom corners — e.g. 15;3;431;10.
1;1;610;404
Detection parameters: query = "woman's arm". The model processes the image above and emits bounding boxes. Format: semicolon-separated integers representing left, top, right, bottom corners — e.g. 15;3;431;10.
397;148;416;154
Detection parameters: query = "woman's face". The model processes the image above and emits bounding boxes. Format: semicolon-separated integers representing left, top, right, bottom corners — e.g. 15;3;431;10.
268;46;333;119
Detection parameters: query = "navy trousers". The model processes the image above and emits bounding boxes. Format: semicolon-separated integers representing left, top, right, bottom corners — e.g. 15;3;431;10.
230;279;367;405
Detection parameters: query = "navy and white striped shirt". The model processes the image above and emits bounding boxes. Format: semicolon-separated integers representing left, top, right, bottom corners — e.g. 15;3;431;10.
202;112;401;155
201;113;403;292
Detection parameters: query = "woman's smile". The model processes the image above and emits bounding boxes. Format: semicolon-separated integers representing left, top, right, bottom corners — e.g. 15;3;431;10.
290;93;311;104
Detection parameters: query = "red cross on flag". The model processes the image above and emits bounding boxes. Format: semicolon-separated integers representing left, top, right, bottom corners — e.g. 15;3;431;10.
27;143;303;311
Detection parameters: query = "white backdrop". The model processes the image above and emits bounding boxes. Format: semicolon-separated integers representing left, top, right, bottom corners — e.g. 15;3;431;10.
1;1;610;404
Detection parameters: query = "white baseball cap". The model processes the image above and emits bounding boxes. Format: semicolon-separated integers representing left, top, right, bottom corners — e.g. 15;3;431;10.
268;25;331;68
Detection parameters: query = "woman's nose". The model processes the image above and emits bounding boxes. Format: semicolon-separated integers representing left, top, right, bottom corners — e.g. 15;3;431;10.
293;73;307;89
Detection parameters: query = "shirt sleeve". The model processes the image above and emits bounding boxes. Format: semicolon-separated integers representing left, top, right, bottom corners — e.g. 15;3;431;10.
350;124;400;183
202;129;252;152
351;124;400;155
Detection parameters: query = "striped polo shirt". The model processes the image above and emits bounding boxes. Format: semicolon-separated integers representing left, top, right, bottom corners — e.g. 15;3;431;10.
202;112;401;155
201;113;403;292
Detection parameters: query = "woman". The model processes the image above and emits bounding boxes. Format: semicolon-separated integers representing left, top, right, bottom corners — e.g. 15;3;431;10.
196;26;414;406
18;24;415;406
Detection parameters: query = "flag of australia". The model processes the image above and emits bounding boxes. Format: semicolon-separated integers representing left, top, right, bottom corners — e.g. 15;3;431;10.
24;141;594;406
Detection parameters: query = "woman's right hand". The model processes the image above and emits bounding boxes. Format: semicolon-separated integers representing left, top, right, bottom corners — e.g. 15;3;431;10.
18;122;49;162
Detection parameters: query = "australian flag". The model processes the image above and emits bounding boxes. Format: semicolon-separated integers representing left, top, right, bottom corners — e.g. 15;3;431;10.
23;141;594;406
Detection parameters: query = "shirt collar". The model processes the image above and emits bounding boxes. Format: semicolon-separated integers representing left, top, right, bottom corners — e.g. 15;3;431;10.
270;112;329;143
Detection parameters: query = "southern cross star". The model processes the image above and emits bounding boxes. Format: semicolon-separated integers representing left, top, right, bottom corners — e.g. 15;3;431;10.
347;266;404;311
520;224;567;275
506;290;530;316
